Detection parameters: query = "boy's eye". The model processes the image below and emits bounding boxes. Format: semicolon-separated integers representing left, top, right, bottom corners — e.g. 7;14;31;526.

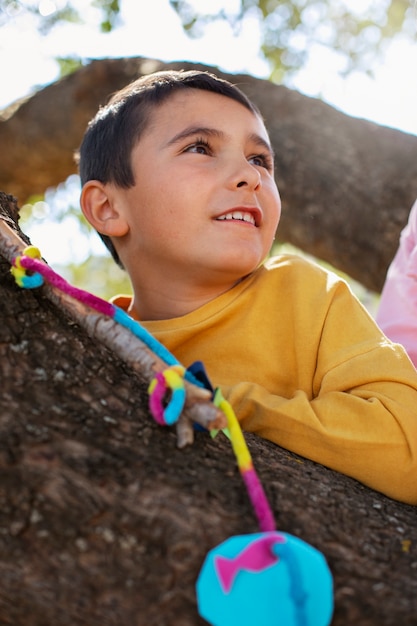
249;154;273;171
184;139;212;155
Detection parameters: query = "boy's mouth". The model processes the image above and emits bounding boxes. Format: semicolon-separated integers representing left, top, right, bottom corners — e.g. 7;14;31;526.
216;210;258;226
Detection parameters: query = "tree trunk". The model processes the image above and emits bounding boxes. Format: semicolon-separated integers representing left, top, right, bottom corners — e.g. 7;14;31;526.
1;58;416;291
0;192;416;625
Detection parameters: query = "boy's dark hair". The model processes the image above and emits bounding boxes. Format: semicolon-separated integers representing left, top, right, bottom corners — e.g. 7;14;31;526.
76;69;260;267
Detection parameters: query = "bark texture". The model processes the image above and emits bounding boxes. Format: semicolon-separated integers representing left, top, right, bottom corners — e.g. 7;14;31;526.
0;192;417;625
1;57;417;291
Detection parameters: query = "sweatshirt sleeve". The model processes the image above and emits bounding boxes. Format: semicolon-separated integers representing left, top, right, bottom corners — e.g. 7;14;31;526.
223;275;417;505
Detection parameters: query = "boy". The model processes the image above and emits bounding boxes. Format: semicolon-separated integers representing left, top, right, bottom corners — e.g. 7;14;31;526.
78;69;417;505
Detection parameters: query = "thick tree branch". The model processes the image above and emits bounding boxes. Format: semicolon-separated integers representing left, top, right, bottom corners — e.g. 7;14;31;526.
1;188;417;626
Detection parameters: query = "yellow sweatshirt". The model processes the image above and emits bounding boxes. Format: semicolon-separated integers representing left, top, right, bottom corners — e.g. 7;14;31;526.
113;254;417;504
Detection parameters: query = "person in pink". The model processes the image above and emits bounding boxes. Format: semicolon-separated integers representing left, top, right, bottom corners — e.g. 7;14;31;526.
377;199;417;367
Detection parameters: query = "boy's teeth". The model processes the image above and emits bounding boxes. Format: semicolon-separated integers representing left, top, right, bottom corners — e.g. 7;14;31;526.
218;211;255;224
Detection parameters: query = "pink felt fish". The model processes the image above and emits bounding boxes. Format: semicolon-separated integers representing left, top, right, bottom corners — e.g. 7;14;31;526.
214;533;285;593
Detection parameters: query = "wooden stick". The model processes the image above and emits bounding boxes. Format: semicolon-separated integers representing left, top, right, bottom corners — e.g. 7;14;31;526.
0;215;226;446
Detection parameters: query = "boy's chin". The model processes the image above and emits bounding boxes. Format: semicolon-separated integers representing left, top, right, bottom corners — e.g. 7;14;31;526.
209;259;261;282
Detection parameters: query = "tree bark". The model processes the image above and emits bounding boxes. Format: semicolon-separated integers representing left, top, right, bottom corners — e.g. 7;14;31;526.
1;57;416;291
1;192;417;625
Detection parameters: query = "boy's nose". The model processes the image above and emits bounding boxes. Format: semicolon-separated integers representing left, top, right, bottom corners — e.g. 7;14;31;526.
236;176;261;190
232;162;262;191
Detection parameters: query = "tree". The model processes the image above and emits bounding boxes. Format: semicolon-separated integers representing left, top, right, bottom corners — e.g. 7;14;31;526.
1;57;417;291
1;190;417;625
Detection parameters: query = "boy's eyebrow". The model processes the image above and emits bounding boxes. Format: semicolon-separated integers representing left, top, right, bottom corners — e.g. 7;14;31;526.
166;125;274;156
166;126;224;146
250;133;275;158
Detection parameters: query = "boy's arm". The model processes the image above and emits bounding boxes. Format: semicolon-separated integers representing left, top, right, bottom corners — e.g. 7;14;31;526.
218;267;417;506
223;359;417;505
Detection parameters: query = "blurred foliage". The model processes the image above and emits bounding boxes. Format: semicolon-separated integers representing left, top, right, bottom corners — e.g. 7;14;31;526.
56;56;83;77
1;0;414;80
170;0;414;81
94;0;121;32
0;0;120;33
59;254;132;300
0;0;80;31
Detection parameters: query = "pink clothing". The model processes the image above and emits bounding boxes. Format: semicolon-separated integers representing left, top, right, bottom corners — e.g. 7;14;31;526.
377;199;417;367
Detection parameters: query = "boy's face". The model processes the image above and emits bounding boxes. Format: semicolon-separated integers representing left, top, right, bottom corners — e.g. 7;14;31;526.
114;89;281;289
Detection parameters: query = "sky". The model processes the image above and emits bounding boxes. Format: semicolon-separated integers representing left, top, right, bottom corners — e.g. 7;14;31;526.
1;0;417;265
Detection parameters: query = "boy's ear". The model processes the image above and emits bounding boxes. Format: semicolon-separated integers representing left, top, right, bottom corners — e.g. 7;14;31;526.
80;180;129;237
